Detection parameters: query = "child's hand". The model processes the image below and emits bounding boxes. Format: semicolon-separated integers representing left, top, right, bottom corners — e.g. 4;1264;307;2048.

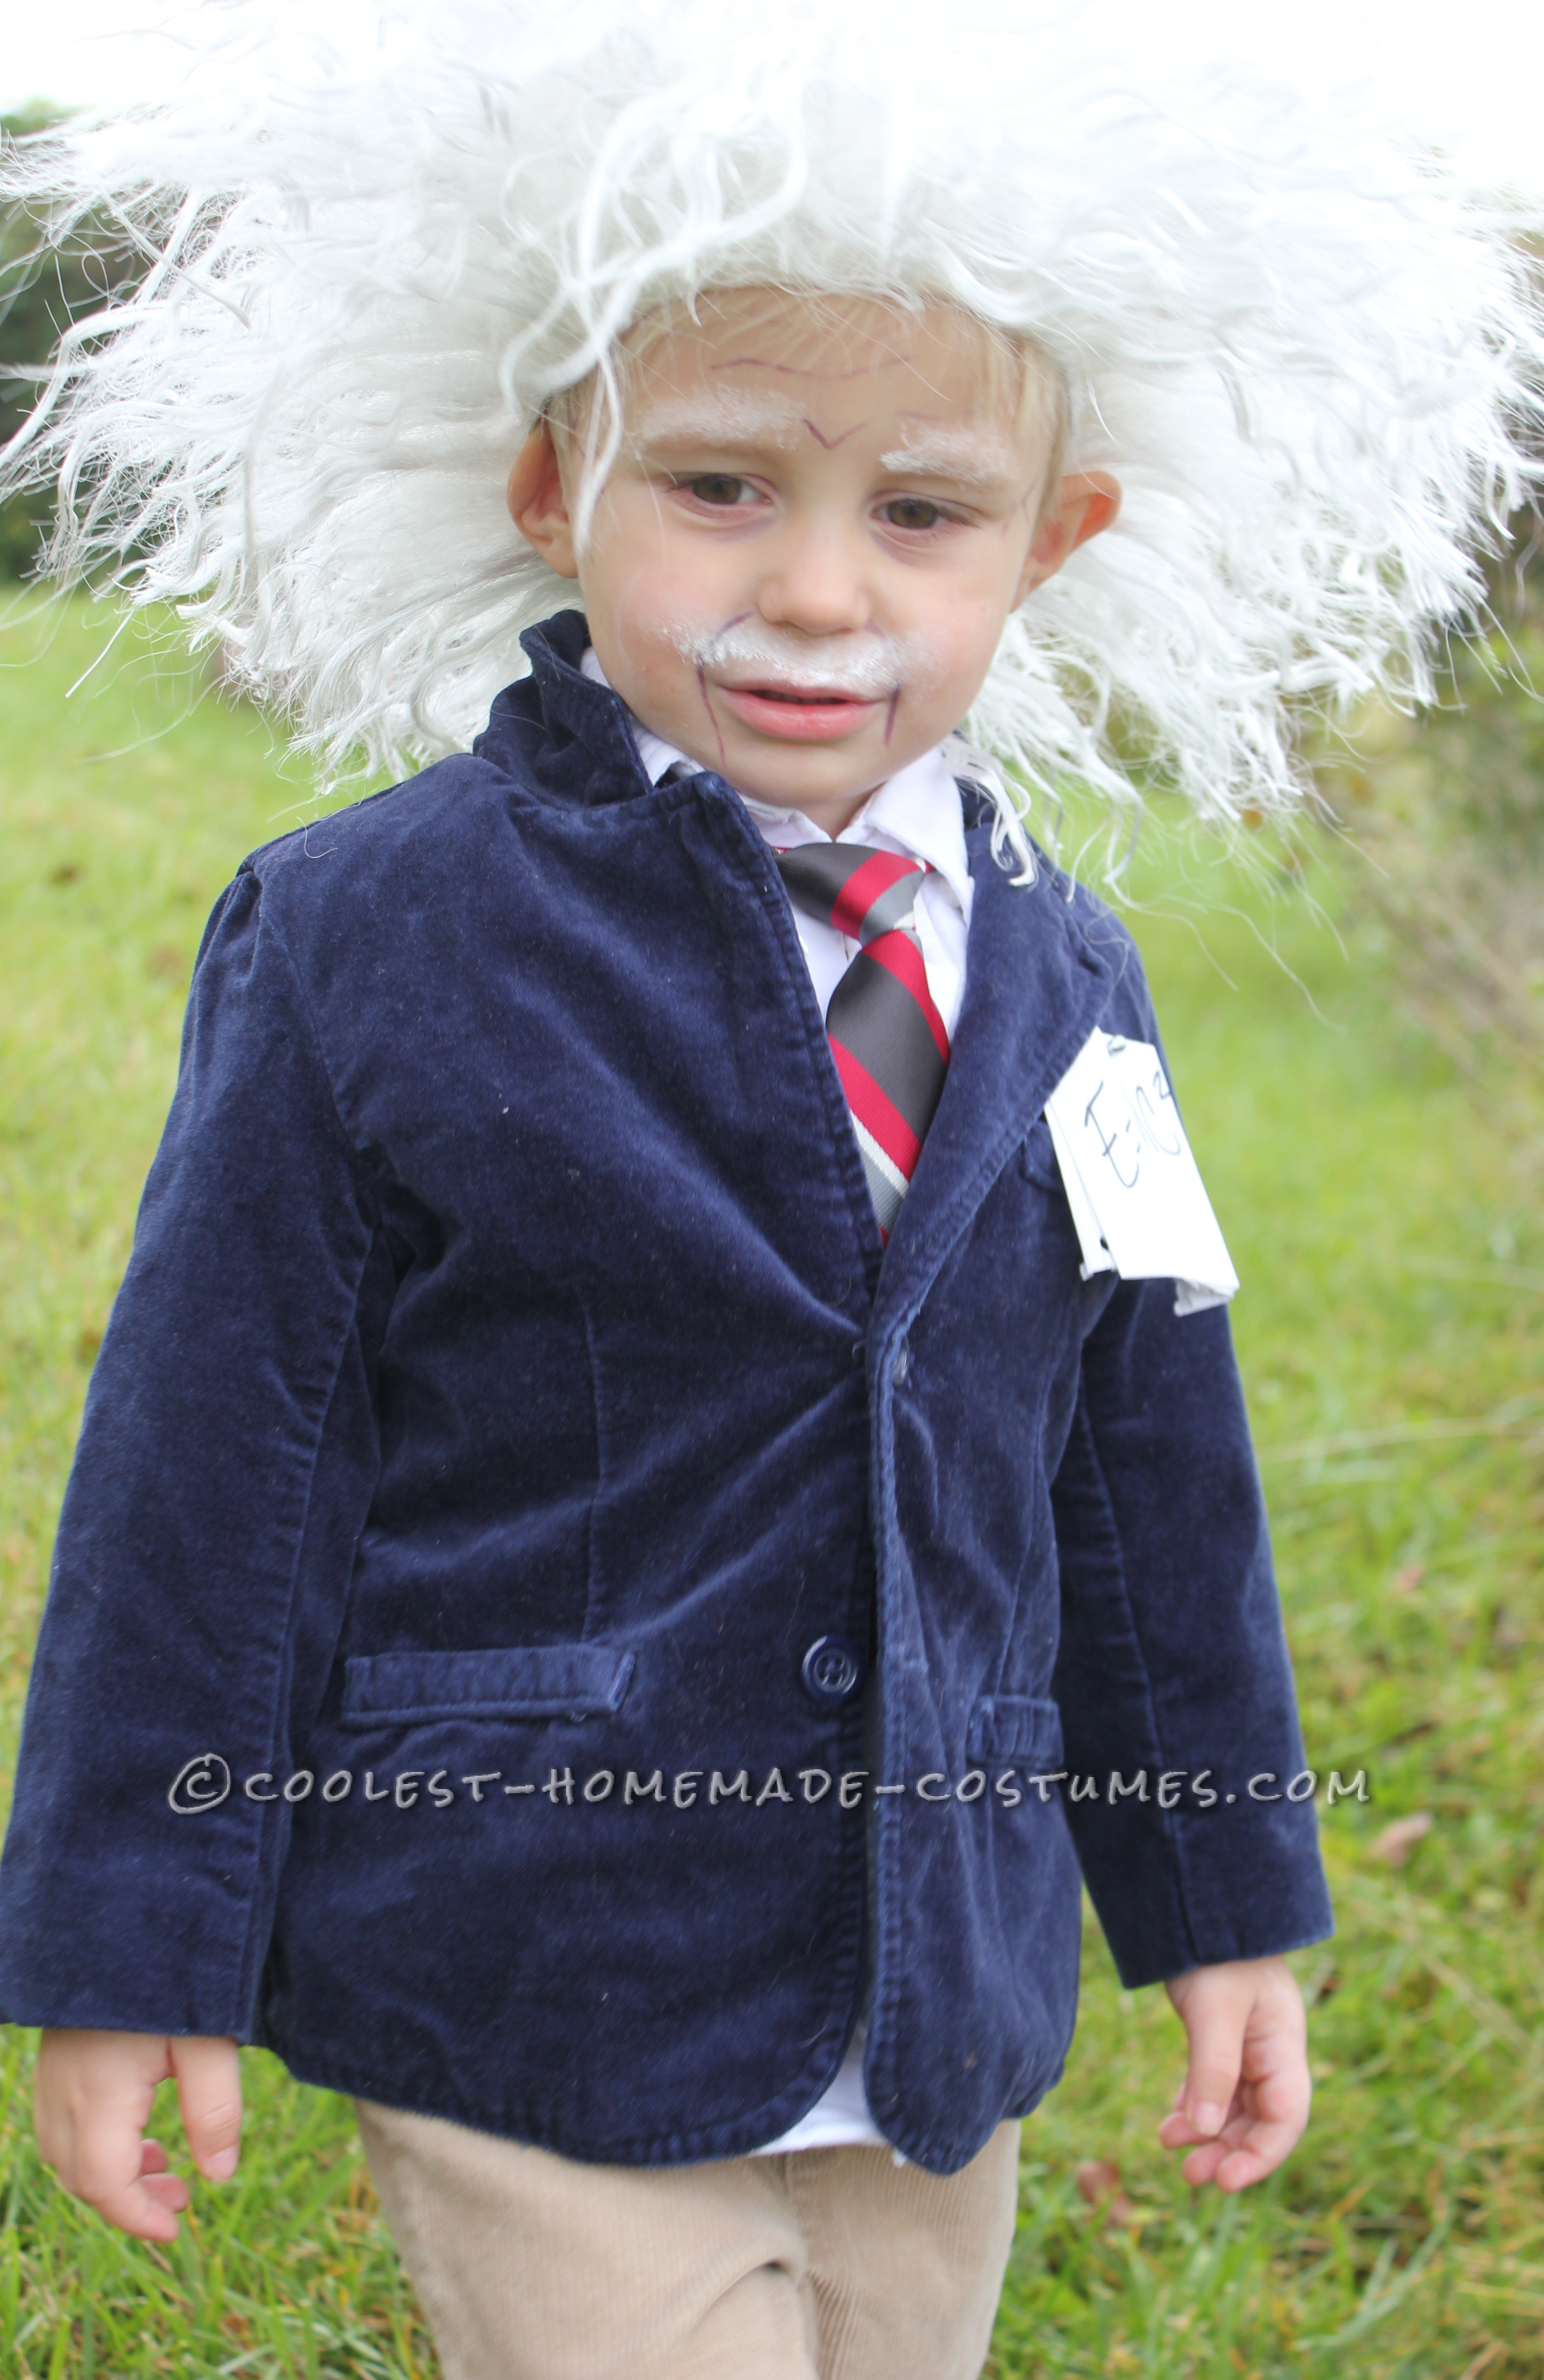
1158;1956;1309;2191
34;2029;243;2241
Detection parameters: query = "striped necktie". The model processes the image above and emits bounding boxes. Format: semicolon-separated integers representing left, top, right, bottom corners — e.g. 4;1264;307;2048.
775;843;951;1242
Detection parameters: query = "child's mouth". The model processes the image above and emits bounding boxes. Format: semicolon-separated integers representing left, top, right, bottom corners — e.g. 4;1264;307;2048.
716;682;886;741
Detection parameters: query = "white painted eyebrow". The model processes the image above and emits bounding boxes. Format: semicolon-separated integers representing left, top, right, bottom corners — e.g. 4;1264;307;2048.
877;429;1018;484
627;393;806;450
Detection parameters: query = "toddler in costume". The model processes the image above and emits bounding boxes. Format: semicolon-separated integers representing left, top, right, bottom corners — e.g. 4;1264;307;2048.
2;5;1540;2374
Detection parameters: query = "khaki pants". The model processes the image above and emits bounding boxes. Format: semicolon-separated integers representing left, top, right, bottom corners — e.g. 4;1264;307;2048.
355;2097;1021;2380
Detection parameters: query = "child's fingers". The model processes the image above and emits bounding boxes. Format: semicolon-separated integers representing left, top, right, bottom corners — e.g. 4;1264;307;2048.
1176;2099;1251;2174
1157;2102;1230;2149
170;2035;244;2183
35;2032;185;2241
33;2029;241;2240
1219;2050;1312;2189
1210;2128;1299;2190
79;2171;189;2239
1176;2139;1232;2186
1172;1984;1249;2138
136;2138;195;2215
1193;2093;1306;2191
1159;1957;1311;2191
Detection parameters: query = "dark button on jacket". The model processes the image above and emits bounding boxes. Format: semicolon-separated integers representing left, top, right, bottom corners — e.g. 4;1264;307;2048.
801;1636;865;1706
0;609;1331;2175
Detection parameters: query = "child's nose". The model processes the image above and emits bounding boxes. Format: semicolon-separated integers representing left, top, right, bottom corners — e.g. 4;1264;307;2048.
755;519;873;638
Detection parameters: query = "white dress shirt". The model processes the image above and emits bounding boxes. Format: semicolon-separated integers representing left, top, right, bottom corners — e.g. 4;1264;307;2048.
581;648;974;2157
580;648;973;1037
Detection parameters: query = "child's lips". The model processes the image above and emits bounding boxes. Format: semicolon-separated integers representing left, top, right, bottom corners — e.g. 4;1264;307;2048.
715;682;886;741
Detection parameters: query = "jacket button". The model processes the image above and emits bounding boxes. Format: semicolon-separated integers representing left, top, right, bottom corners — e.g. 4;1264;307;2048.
800;1635;865;1706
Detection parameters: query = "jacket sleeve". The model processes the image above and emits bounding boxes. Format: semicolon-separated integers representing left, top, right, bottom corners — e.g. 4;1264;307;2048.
0;862;388;2037
1047;926;1334;1987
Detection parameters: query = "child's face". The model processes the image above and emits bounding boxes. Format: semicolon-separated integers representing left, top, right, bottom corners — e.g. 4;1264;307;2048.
510;291;1116;830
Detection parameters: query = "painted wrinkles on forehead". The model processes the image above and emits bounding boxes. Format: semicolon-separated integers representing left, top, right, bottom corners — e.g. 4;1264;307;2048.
708;344;897;444
635;331;1030;462
630;393;1027;474
708;351;918;381
627;392;876;455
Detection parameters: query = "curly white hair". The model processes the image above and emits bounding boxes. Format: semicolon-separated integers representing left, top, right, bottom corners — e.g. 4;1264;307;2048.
3;0;1540;856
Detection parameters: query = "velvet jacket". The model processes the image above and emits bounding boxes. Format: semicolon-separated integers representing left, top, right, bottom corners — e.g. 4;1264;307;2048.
0;610;1332;2175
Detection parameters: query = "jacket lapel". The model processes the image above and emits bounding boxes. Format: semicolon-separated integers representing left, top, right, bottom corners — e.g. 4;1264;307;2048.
870;818;1116;1328
505;625;1117;1327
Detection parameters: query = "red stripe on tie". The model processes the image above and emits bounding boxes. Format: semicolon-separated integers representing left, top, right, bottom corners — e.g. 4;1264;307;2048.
830;849;917;941
866;929;951;1064
830;1039;923;1178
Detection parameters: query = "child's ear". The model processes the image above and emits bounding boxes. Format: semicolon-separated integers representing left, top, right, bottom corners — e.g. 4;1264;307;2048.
507;423;580;579
1015;472;1121;604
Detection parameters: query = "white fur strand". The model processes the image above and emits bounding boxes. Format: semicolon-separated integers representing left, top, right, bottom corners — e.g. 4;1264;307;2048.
1;0;1539;870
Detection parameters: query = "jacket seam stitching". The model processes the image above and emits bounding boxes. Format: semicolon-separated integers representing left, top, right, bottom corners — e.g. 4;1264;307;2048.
230;1253;379;2030
578;1294;607;1643
253;886;381;1211
226;891;385;2030
1075;1366;1206;1974
984;1372;1058;1714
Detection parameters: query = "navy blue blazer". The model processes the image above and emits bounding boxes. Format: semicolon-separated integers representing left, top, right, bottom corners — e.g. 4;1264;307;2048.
0;610;1331;2174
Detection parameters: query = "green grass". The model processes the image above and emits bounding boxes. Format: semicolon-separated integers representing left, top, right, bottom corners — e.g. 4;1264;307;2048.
2;593;1540;2377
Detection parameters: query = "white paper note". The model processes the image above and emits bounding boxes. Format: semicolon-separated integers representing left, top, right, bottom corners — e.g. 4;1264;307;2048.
1042;1031;1239;1313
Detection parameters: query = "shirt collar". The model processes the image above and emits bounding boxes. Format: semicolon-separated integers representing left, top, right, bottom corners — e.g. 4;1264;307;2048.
828;747;974;922
578;645;972;917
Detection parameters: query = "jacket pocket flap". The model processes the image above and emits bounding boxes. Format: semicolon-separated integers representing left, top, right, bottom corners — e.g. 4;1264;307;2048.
966;1693;1064;1767
341;1644;636;1726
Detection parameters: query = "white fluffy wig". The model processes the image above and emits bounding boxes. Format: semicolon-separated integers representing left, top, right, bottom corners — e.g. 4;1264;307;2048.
3;0;1541;853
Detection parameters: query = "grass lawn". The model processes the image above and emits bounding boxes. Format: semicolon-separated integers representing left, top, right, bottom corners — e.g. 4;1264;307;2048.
1;593;1540;2377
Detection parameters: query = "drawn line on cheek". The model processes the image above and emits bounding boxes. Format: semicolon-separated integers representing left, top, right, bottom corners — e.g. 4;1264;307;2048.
715;610;755;646
697;662;727;766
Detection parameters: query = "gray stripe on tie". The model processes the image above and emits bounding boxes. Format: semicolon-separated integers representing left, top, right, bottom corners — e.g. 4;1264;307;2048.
826;943;948;1141
855;872;921;944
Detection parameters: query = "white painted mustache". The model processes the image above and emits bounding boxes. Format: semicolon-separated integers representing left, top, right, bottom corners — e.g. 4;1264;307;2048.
670;621;942;699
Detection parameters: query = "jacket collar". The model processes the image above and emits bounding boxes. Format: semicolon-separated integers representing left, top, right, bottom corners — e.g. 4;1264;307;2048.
476;610;656;802
483;613;1119;1323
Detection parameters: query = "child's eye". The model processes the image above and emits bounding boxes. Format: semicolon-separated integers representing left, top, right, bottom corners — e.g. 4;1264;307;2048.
674;474;759;507
878;497;957;531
